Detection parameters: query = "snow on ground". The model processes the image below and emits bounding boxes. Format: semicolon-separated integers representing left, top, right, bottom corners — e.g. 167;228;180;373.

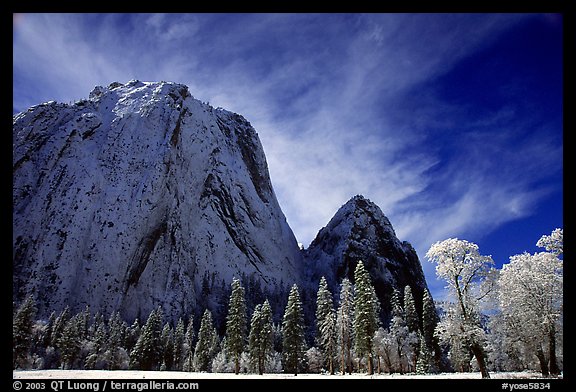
14;370;550;379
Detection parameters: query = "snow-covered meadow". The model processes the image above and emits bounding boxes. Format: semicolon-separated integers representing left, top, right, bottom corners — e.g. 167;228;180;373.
14;370;551;379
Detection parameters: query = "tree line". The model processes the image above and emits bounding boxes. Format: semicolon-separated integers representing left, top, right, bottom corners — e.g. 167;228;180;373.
13;261;440;375
13;229;562;378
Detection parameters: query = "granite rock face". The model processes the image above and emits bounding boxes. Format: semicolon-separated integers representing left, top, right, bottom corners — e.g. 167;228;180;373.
304;195;428;322
13;80;303;321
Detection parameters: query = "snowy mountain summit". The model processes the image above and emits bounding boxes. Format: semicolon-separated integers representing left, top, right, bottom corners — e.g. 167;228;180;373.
13;80;303;321
304;195;428;321
13;81;429;324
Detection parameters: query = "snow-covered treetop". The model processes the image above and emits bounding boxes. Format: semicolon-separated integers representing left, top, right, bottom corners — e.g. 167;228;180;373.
425;238;494;294
499;251;562;318
536;228;563;256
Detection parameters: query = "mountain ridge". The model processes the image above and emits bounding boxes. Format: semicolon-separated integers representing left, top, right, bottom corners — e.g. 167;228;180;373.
13;80;430;325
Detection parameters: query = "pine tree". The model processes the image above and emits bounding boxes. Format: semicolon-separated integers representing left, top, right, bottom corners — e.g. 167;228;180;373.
415;332;431;374
107;312;127;370
282;284;306;376
173;318;185;371
84;319;107;370
58;313;85;369
51;306;70;351
403;286;419;333
42;312;56;349
316;277;337;375
225;278;247;375
404;285;420;372
421;290;435;347
161;323;174;370
46;307;71;368
248;300;274;375
183;316;195;371
421;289;441;373
337;277;354;375
129;306;164;370
125;318;141;353
78;306;91;341
13;295;37;369
249;304;263;373
353;261;378;375
90;312;105;339
210;326;221;367
388;288;406;373
391;288;403;318
194;309;217;372
259;300;274;370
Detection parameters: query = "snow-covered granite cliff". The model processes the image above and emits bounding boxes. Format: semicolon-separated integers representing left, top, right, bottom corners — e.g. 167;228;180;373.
304;195;428;322
13;80;304;321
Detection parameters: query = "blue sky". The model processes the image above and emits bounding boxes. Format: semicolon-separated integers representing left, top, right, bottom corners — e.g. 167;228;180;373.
13;13;563;299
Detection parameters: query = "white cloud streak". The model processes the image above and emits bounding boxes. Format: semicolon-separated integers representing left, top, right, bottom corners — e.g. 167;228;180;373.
13;13;562;297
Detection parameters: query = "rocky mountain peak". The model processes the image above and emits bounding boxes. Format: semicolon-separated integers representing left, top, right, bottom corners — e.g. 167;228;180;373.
305;195;428;323
331;194;396;236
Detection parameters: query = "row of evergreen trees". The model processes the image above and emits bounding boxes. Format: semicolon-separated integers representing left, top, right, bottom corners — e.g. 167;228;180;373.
14;261;442;375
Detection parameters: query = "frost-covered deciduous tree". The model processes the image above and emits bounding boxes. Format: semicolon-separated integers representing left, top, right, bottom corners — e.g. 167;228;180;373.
211;338;233;373
374;327;394;373
380;291;418;375
487;312;532;372
426;238;493;378
389;309;416;374
225;278;247;375
315;277;337;374
435;305;474;372
305;346;323;373
212;341;250;373
282;284;306;375
353;261;378;375
337;278;354;375
498;248;562;376
536;228;563;256
537;228;563;376
373;327;389;373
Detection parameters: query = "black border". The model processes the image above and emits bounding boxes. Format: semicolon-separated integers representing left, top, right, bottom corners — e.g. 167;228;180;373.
8;3;573;391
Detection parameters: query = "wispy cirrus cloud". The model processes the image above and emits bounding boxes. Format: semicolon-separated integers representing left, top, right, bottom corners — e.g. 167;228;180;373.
13;13;563;298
